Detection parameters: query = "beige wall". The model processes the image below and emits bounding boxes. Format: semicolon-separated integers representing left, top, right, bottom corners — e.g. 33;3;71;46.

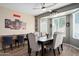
0;6;35;49
0;6;35;36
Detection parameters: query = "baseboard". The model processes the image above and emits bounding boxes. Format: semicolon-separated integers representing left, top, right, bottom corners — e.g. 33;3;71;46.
63;43;79;50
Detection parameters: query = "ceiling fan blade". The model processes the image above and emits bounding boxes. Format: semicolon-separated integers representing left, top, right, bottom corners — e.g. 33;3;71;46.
33;3;57;10
45;3;57;8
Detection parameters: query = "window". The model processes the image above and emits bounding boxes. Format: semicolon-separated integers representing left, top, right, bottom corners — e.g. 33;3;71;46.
73;10;79;39
52;16;66;36
40;18;48;33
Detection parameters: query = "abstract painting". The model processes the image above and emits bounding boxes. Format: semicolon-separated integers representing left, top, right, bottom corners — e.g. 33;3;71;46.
5;19;26;30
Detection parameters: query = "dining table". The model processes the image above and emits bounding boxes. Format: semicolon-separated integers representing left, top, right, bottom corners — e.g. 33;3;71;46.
38;36;53;56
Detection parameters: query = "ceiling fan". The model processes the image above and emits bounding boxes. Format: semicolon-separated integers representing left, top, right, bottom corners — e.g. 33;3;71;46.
33;3;57;10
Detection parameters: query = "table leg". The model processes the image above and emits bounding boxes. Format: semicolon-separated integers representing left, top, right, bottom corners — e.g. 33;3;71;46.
61;44;63;51
41;43;44;56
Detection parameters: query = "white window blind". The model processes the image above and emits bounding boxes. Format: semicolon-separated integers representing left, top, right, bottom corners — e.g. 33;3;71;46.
40;19;48;33
52;16;66;36
73;10;79;39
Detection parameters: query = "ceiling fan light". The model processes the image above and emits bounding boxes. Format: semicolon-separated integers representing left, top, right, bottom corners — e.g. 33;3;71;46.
42;8;46;11
42;6;45;9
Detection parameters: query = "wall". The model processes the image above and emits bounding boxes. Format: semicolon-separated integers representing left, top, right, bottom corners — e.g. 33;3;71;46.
63;14;71;44
0;6;35;36
64;13;79;48
0;6;35;50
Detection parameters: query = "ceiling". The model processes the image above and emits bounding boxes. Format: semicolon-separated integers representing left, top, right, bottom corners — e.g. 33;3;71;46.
0;3;71;16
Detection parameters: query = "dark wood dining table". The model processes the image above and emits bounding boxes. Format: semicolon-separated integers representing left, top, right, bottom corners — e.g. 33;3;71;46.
38;37;53;56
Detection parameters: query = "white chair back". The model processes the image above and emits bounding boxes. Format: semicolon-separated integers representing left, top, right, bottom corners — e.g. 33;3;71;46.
34;32;40;37
28;33;39;51
34;32;41;41
53;32;64;49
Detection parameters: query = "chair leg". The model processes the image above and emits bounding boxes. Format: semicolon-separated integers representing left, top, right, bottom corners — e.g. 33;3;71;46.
18;43;20;47
28;48;31;56
15;42;17;47
36;51;38;56
53;49;56;56
29;52;31;56
49;48;52;51
2;44;6;53
57;47;60;54
10;44;13;50
61;44;63;51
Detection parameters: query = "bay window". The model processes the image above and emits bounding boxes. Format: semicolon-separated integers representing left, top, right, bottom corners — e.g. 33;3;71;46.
73;10;79;39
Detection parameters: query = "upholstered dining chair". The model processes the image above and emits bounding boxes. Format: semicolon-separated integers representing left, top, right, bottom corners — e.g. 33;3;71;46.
34;32;41;41
2;36;13;53
47;32;64;56
15;35;24;47
27;33;41;56
34;32;40;37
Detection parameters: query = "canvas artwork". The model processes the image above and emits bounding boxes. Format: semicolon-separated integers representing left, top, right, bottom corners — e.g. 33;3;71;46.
5;19;26;30
5;19;12;28
14;19;22;29
22;22;26;29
